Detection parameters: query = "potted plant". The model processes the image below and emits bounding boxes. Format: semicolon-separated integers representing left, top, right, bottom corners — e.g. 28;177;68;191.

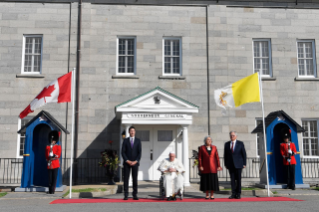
99;140;120;185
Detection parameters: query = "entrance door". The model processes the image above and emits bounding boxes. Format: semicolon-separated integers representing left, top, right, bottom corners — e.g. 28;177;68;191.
135;126;177;181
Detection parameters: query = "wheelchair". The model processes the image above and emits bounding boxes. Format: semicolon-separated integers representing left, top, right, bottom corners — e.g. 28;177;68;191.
159;172;185;200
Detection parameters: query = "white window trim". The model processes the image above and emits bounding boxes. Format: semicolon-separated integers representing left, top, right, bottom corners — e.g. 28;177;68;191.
162;37;183;76
255;118;263;158
252;39;272;78
301;119;319;158
116;36;136;75
16;119;23;158
21;34;43;74
296;39;317;78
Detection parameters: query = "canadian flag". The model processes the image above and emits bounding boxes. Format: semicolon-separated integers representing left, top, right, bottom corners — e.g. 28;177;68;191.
19;72;73;119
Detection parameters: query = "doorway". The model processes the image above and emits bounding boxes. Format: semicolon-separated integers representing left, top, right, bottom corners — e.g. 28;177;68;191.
32;124;51;187
135;125;179;181
273;123;290;184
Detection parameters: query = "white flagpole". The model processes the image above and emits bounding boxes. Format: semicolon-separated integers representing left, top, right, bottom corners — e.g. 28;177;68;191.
259;72;270;197
69;67;76;199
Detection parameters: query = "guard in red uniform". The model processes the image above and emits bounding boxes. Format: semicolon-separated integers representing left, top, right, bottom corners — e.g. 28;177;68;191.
45;130;61;194
280;129;297;190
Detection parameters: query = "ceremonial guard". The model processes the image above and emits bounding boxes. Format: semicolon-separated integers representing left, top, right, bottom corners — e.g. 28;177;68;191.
280;128;297;190
158;152;185;201
45;130;61;194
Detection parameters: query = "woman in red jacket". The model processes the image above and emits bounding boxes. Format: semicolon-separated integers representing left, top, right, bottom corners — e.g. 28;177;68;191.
198;136;222;199
45;130;61;194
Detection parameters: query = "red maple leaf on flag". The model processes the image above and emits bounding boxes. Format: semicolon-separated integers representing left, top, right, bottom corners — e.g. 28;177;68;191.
35;84;55;103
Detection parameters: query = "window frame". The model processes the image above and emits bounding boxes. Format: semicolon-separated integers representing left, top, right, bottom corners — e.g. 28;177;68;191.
301;119;319;158
162;37;183;76
296;39;317;78
116;36;136;75
255;118;263;158
252;38;272;78
21;34;43;74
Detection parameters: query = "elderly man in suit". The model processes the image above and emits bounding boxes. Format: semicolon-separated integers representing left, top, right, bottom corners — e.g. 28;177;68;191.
121;126;142;200
224;131;247;199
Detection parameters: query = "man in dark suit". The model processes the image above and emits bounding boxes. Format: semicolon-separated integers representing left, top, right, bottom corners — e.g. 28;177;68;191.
121;126;142;200
224;131;247;199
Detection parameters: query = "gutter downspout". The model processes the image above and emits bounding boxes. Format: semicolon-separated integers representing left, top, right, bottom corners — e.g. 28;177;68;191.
206;5;211;135
73;0;82;185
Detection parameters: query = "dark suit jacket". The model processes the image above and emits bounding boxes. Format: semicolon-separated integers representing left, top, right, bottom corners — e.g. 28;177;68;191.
224;140;247;169
121;137;142;166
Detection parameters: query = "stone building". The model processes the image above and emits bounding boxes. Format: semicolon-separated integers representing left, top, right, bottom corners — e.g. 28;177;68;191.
1;0;319;184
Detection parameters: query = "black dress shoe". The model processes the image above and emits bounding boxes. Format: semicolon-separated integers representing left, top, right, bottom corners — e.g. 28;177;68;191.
123;196;128;200
167;196;176;201
133;196;139;200
229;195;236;199
235;194;241;199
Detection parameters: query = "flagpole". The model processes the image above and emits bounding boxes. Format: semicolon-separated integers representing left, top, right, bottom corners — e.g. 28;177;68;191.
259;72;270;197
69;67;76;199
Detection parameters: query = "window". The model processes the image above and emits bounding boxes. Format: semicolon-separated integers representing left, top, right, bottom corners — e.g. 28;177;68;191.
21;35;43;74
136;130;150;142
302;120;319;157
158;130;173;142
297;40;316;77
253;39;272;77
17;117;33;158
256;119;263;157
163;38;182;75
117;37;136;74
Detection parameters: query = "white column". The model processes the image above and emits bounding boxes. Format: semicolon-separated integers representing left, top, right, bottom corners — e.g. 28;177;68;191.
119;125;124;182
177;129;182;162
125;124;133;187
182;125;190;186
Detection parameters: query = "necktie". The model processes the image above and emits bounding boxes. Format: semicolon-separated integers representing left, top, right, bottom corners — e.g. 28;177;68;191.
231;142;234;153
130;138;134;148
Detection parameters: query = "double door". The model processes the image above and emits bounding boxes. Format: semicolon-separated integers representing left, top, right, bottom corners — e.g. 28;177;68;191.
135;125;177;181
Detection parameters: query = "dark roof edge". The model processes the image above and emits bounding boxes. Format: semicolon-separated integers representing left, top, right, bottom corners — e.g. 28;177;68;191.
17;110;70;134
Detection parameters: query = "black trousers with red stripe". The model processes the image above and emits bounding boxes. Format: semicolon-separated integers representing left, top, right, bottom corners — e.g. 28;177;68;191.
48;168;58;194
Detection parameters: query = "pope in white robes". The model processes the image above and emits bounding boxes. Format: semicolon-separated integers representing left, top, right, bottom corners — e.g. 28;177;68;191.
158;152;185;200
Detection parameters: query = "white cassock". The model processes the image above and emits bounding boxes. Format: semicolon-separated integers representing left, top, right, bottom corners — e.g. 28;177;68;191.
158;158;185;197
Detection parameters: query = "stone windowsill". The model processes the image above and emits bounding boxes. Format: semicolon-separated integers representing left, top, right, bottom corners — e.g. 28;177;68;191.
16;74;45;78
112;75;139;79
261;77;276;81
294;77;319;81
158;75;186;80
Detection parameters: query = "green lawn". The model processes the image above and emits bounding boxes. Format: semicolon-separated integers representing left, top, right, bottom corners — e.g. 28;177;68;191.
63;188;107;197
0;192;7;198
222;187;261;191
312;187;319;191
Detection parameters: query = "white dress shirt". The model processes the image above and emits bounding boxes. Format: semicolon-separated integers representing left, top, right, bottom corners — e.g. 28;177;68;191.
230;140;237;151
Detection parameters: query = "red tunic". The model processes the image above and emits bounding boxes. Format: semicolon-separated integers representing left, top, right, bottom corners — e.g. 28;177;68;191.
45;144;61;169
280;142;297;165
198;145;221;174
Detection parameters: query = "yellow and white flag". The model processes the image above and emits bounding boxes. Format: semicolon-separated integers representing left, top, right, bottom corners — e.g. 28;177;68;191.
214;73;261;109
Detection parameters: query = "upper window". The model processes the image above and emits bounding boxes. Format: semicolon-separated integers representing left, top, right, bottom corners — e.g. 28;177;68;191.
302;120;319;157
21;35;43;74
297;40;317;78
17;117;33;158
253;39;272;77
117;37;136;74
163;38;182;75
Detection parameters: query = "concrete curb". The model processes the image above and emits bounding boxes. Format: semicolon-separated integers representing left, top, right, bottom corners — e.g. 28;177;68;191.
64;185;118;199
217;189;274;197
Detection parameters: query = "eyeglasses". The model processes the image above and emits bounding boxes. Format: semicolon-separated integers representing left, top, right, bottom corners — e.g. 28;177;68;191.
230;135;236;137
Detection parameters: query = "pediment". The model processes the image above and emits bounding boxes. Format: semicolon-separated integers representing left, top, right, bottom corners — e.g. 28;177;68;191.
115;87;199;114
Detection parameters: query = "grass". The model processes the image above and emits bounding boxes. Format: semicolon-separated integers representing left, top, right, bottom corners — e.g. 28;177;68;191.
0;192;7;198
272;191;278;194
222;187;261;191
312;187;319;191
63;188;107;198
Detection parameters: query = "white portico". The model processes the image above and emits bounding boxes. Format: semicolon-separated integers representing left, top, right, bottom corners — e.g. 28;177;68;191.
115;87;199;186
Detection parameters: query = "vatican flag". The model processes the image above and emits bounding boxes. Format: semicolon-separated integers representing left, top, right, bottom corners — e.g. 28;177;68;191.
214;73;261;109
